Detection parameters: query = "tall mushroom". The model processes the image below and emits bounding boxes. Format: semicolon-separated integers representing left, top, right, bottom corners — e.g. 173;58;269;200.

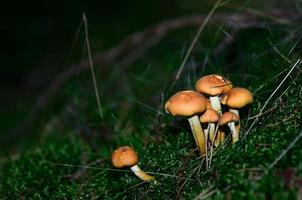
111;146;154;181
165;90;208;155
196;75;232;146
195;74;233;115
219;112;240;143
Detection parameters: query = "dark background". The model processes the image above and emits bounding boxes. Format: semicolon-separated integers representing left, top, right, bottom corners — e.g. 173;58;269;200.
0;0;292;132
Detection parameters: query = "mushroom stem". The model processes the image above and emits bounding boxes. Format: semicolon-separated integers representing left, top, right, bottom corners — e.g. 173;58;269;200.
229;108;239;116
207;123;216;143
229;109;240;143
219;131;225;143
228;122;239;143
214;130;224;147
130;164;154;181
205;123;211;169
209;96;222;146
188;115;206;155
209;124;220;168
209;96;222;115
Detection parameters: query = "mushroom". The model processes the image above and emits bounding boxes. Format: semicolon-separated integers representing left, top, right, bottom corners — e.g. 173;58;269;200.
220;87;253;142
199;108;220;168
111;146;154;181
220;87;253;117
195;74;233;115
165;90;208;155
196;75;232;146
219;112;240;143
199;108;219;145
203;100;224;146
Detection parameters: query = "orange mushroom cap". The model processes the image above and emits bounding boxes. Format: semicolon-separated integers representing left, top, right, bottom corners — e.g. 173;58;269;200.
164;90;207;116
195;74;233;96
111;146;138;168
200;108;219;123
221;87;253;108
219;112;240;126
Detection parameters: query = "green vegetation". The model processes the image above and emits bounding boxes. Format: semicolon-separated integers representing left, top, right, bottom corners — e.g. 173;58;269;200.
1;2;302;199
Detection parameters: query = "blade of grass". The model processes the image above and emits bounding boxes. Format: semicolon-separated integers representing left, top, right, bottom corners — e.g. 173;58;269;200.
118;93;165;116
169;0;223;92
242;59;301;140
83;12;104;119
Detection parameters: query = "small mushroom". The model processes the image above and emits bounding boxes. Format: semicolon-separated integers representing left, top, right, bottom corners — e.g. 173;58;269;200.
219;112;240;143
195;74;233;115
200;108;220;168
111;146;154;181
165;90;207;155
203;100;224;146
200;108;219;145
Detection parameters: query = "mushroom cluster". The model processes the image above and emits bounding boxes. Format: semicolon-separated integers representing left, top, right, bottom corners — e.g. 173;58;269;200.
110;74;253;181
165;74;253;156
